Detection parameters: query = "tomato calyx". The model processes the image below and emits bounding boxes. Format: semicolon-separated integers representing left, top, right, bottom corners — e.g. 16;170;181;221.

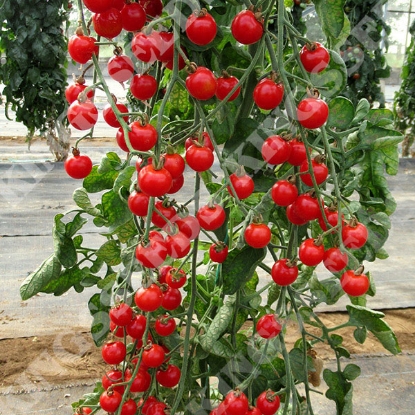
71;147;81;157
306;87;321;99
193;7;209;18
186;61;199;74
304;41;320;52
354;264;365;276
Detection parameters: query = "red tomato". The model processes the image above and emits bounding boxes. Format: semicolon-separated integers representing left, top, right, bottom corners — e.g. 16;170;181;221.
136;239;168;269
292;193;322;221
165;231;191;259
175;215;201;240
342;221;368;249
256;314;282;339
67;100;98;130
65;81;94;104
228;172;254;199
130;74;158;101
244;223;271;249
186;67;217;100
299;238;325;266
286;203;308;226
254;79;284;110
209;243;229;263
165;268;187;289
297;97;329;129
64;151;93;179
127;369;151;393
102;369;124;394
128;190;150;216
186;10;217;46
135;284;163;311
109;303;133;326
152;200;177;228
121;399;137;415
318;207;342;231
156;364;181;388
156;31;174;62
261;135;291;165
216;75;241;101
103;102;129;128
138;165;173;197
121;2;146;32
256;391;280;415
271;180;298;206
83;0;113;13
132;32;160;63
68;33;97;64
185;132;214;152
107;54;134;82
168;174;185;194
196;204;226;231
101;341;126;365
162;153;185;179
231;10;263;45
126;314;147;339
155;315;177;336
300;42;330;73
100;390;122;413
110;320;125;338
323;247;348;272
271;258;299;285
92;8;122;39
186;144;214;172
340;269;370;296
287;138;307;166
223;390;249;415
139;0;163;20
161;287;182;310
299;157;329;186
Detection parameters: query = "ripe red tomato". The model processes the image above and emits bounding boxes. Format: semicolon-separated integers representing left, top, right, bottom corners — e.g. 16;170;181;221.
299;157;329;187
161;287;182;310
185;132;214;152
127;369;152;393
256;314;282;339
139;0;163;20
209;243;229;263
175;215;201;240
123;121;158;152
318;207;341;231
299;238;325;266
323;247;348;273
196;204;226;231
110;320;125;338
151;200;177;229
130;74;158;101
68;33;97;64
246;407;262;415
103;102;129;128
64;151;93;179
253;79;284;110
297;97;329;129
165;268;187;289
113;0;126;10
224;390;249;415
340;270;370;296
65;81;94;104
135;284;163;311
126;313;147;339
300;42;330;73
121;2;146;31
101;341;126;365
128;190;150;216
231;10;263;45
156;364;181;388
256;391;281;415
168;174;185;194
109;303;133;326
186;144;214;172
155;314;177;336
261;135;291;165
165;51;187;70
165;231;191;259
292;193;322;221
162;152;185;179
143;343;166;367
244;223;271;249
92;8;122;39
228;172;255;199
83;0;113;13
186;67;217;100
186;10;217;46
121;399;137;415
102;369;124;394
216;75;241;101
286;203;308;226
342;221;368;249
287;138;307;166
271;180;298;206
138;165;173;197
107;54;134;82
271;258;299;286
132;32;160;63
136;239;168;269
67;100;98;130
100;390;122;413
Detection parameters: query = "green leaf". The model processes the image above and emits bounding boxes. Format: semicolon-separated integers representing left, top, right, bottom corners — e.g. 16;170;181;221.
212;103;237;144
343;364;361;381
367;108;394;125
209;337;235;358
88;293;111;346
96;240;122;266
353;326;367;344
327;97;355;129
20;255;62;300
113;166;135;194
323;368;354;415
352;99;370;124
346;305;401;354
309;275;344;305
314;0;346;40
222;246;267;295
115;219;138;243
52;214;77;268
98;152;122;174
83;165;119;193
97;273;117;290
101;190;133;233
73;187;102;217
42;266;89;296
289;347;312;382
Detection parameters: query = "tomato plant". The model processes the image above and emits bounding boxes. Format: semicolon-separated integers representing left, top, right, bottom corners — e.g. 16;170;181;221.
20;2;403;415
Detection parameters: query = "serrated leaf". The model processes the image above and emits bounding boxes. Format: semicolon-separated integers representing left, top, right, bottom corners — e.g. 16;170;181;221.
88;293;111;346
314;0;346;40
352;99;370;124
73;187;101;216
66;212;88;238
97;273;117;290
113;165;135;194
96;240;122;266
42;266;89;296
210;337;235;358
346;305;401;354
327;97;355;129
101;190;133;233
52;214;77;268
289;347;312;382
114;219;138;243
83;165;119;193
309;275;344;305
323;368;354;415
20;255;62;300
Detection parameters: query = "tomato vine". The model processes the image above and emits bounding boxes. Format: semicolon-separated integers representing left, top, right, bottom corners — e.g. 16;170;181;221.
20;0;402;415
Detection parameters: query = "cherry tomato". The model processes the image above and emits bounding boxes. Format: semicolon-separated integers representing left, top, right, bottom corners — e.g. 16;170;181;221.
161;287;182;310
318;207;342;231
101;341;126;365
112;0;125;10
186;66;217;100
126;369;151;393
286;203;308;226
126;314;147;339
271;180;298;206
107;54;134;82
297;97;329;129
196;204;226;231
256;390;281;415
156;364;181;388
139;0;163;20
65;81;94;104
231;10;263;45
122;121;158;152
342;221;368;249
156;31;174;62
151;200;177;229
136;239;168;269
292;193;322;221
253;79;284;110
175;215;201;240
162;152;185;179
216;75;241;101
128;190;150;216
261;135;291;165
92;8;122;39
132;31;160;63
64;150;93;179
299;238;325;266
244;223;271;249
100;390;122;413
299;157;329;187
287;138;307;166
340;269;370;296
186;10;217;46
246;406;262;415
256;314;282;339
165;268;187;288
83;0;113;13
323;247;348;273
300;42;330;73
110;320;125;338
155;315;177;336
228;172;254;199
121;2;146;32
138;165;173;197
224;390;249;415
271;258;299;286
209;243;229;263
135;284;163;311
168;174;185;194
67;100;98;130
185;132;214;152
68;33;97;64
103;102;129;128
142;344;166;367
130;74;158;101
109;303;133;326
165;231;191;259
186;144;214;172
121;399;137;415
102;369;124;394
